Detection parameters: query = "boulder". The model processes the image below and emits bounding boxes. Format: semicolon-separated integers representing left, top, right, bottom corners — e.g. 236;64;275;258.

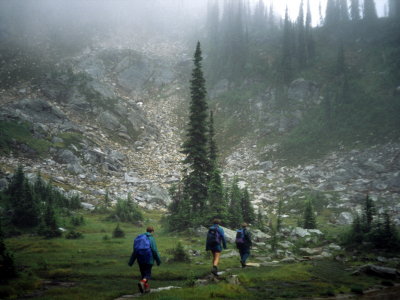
353;264;400;279
337;212;354;225
81;202;95;211
56;149;80;165
291;227;310;238
252;229;271;242
219;226;237;243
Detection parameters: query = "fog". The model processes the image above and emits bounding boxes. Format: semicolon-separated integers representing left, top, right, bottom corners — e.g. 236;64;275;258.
0;0;207;52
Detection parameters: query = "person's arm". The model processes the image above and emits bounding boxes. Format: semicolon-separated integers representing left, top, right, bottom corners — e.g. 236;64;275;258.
128;244;137;266
150;236;161;265
220;228;227;249
247;230;253;247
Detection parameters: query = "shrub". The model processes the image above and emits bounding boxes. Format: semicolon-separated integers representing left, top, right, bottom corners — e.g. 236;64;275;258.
65;230;83;239
70;215;85;226
112;224;125;238
108;195;143;224
168;241;190;262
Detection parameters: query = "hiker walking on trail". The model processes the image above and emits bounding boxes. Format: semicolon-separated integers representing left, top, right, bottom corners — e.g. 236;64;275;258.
128;226;161;294
235;222;252;267
206;219;227;276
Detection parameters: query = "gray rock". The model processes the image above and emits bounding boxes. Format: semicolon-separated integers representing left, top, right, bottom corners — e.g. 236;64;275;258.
337;212;354;225
81;202;95;211
292;227;310;238
67;162;84;174
219;226;237;243
56;149;80;165
97;111;125;132
252;229;271;242
146;185;171;206
0;178;9;191
354;264;400;279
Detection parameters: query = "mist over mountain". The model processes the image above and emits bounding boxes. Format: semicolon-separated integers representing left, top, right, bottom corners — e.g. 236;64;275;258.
0;1;400;297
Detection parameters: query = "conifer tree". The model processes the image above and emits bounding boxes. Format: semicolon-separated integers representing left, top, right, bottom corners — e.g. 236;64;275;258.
339;0;350;22
297;0;306;69
38;196;61;238
305;0;315;62
281;7;293;84
303;199;317;229
363;0;378;22
208;110;218;175
276;198;283;232
207;168;227;223
363;194;375;233
181;42;209;223
351;0;360;21
241;187;255;224
0;221;17;281
325;0;340;28
228;179;243;228
256;206;266;231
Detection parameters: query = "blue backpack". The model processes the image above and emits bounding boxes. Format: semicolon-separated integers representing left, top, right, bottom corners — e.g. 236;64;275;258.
235;229;245;246
207;227;221;246
134;234;152;264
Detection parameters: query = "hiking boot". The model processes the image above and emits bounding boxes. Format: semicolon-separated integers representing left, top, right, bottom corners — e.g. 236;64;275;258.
144;282;150;293
138;280;146;294
240;261;246;268
211;266;218;276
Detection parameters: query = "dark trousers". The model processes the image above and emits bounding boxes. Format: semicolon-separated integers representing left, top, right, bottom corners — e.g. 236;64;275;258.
138;263;153;280
239;247;250;263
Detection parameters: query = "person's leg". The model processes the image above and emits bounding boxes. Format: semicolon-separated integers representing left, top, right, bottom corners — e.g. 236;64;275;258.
211;251;221;275
138;263;146;293
212;251;221;266
241;250;250;264
142;264;153;293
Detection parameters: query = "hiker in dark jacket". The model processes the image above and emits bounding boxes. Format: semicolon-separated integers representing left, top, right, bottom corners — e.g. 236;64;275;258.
128;226;161;294
206;218;227;275
236;222;252;267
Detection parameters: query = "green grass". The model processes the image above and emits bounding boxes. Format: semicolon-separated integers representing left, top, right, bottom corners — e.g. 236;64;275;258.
0;120;52;156
2;210;398;300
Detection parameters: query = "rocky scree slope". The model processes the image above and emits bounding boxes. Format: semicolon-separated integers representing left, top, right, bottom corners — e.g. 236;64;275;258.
0;42;190;210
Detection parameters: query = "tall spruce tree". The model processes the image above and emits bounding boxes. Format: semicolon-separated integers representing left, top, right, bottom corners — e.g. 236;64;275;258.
228;179;243;228
351;0;360;21
305;0;315;62
7;167;40;228
281;7;293;84
181;42;209;226
363;194;375;233
240;187;255;225
297;0;306;69
325;0;340;28
207;168;227;223
339;0;350;22
363;0;378;22
303;199;317;229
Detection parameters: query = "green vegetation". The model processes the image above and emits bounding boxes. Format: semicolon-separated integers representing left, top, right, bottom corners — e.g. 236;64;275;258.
205;0;400;164
0;167;82;238
1;208;397;299
0;121;52;156
343;195;400;251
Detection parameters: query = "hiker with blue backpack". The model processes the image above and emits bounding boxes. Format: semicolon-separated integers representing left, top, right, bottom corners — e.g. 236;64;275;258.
128;226;161;294
206;218;227;276
235;222;252;267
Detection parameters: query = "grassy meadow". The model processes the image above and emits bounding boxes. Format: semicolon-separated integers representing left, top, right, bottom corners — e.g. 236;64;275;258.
2;209;399;300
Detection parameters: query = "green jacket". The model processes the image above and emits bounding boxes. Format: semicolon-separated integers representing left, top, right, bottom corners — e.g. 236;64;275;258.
128;232;161;266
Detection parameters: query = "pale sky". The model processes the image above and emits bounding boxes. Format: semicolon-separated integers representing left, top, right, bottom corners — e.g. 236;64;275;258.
270;0;389;26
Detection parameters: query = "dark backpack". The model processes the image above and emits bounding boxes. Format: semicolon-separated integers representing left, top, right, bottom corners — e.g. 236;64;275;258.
134;234;152;264
235;229;245;246
207;227;221;246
